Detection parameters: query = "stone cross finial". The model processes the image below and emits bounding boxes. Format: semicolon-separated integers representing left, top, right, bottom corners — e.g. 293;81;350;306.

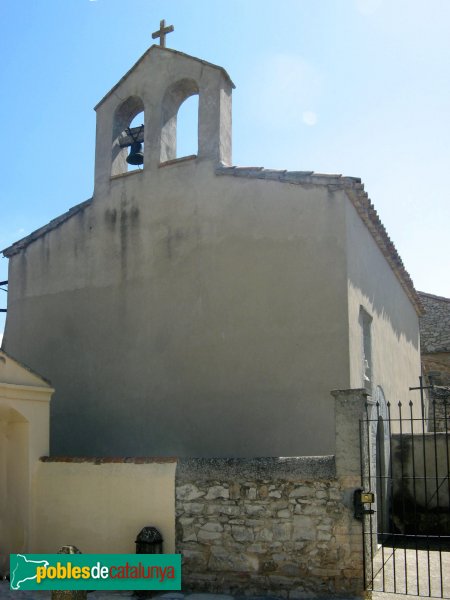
152;19;174;48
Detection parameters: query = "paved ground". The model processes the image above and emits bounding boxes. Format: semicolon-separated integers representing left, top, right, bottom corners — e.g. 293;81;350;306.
2;546;449;600
370;547;450;598
0;589;283;600
1;585;449;600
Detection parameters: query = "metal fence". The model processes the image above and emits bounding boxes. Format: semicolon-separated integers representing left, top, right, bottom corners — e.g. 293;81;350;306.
360;380;450;598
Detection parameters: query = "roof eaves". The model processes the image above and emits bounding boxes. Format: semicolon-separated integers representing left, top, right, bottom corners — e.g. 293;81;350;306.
418;291;450;304
215;165;424;316
2;198;92;258
343;183;424;316
0;349;53;387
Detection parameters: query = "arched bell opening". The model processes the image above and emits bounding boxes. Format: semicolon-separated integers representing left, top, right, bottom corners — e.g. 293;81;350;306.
126;113;145;172
160;78;199;163
176;94;199;158
111;96;145;176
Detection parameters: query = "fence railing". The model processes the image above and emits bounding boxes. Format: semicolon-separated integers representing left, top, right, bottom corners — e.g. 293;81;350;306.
361;390;450;598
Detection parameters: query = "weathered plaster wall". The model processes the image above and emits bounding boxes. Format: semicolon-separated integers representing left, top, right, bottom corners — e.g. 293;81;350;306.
3;45;421;459
345;199;421;418
31;458;176;554
175;457;363;598
4;161;349;457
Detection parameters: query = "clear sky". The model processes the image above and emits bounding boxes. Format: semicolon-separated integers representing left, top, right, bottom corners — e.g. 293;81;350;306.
0;0;449;341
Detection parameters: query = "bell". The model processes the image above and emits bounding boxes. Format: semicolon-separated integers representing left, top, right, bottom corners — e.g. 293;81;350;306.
126;141;144;166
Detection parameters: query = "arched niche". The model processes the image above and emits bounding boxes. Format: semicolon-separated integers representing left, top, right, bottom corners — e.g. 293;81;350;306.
0;405;29;563
111;96;145;176
160;78;199;162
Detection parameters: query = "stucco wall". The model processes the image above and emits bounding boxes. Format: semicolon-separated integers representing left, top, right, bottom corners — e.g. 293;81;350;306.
0;351;52;573
31;458;176;554
4;162;350;457
344;199;421;418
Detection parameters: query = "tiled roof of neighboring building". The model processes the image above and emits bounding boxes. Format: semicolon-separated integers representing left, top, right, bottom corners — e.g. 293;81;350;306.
216;165;424;316
418;291;450;353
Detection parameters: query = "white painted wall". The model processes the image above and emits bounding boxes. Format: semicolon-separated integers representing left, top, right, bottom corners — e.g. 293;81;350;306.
345;199;421;420
31;460;176;554
4;163;350;457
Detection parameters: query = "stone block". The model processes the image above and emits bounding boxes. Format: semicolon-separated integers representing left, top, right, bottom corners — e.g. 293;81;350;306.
180;548;208;570
245;504;267;515
279;561;301;576
206;503;240;516
182;528;197;542
328;488;342;500
271;500;289;509
231;525;254;542
176;483;205;501
258;485;269;498
269;490;282;498
205;485;229;500
277;509;291;518
289;486;315;498
229;482;241;499
200;521;223;532
293;515;316;541
260;560;277;573
272;552;289;561
246;543;267;553
255;527;273;542
247;487;257;500
197;521;224;542
273;521;292;540
208;547;259;572
295;504;324;515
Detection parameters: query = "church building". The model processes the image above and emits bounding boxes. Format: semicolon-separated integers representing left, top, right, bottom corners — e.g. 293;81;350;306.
1;33;423;458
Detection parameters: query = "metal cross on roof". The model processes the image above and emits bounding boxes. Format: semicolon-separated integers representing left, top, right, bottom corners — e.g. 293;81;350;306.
152;19;174;48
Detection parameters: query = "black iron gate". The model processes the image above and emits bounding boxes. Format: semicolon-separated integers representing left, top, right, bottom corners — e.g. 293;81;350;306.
360;378;450;598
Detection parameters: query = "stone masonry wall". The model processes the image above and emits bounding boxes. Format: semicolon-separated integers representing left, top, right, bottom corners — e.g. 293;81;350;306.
418;292;450;354
176;457;363;598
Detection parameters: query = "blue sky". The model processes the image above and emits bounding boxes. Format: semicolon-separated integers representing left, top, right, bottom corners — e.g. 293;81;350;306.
1;0;449;339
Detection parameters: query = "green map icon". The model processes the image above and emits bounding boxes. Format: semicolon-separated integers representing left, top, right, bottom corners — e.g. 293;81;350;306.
10;554;49;590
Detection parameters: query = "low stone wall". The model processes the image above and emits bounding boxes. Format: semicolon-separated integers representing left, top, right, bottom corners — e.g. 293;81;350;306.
176;457;363;598
428;385;450;432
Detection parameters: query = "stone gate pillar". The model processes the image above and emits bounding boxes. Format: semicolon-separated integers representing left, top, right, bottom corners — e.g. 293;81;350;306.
331;388;371;598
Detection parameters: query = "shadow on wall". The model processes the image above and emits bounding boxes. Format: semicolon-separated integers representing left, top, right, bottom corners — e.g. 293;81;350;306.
349;279;419;350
